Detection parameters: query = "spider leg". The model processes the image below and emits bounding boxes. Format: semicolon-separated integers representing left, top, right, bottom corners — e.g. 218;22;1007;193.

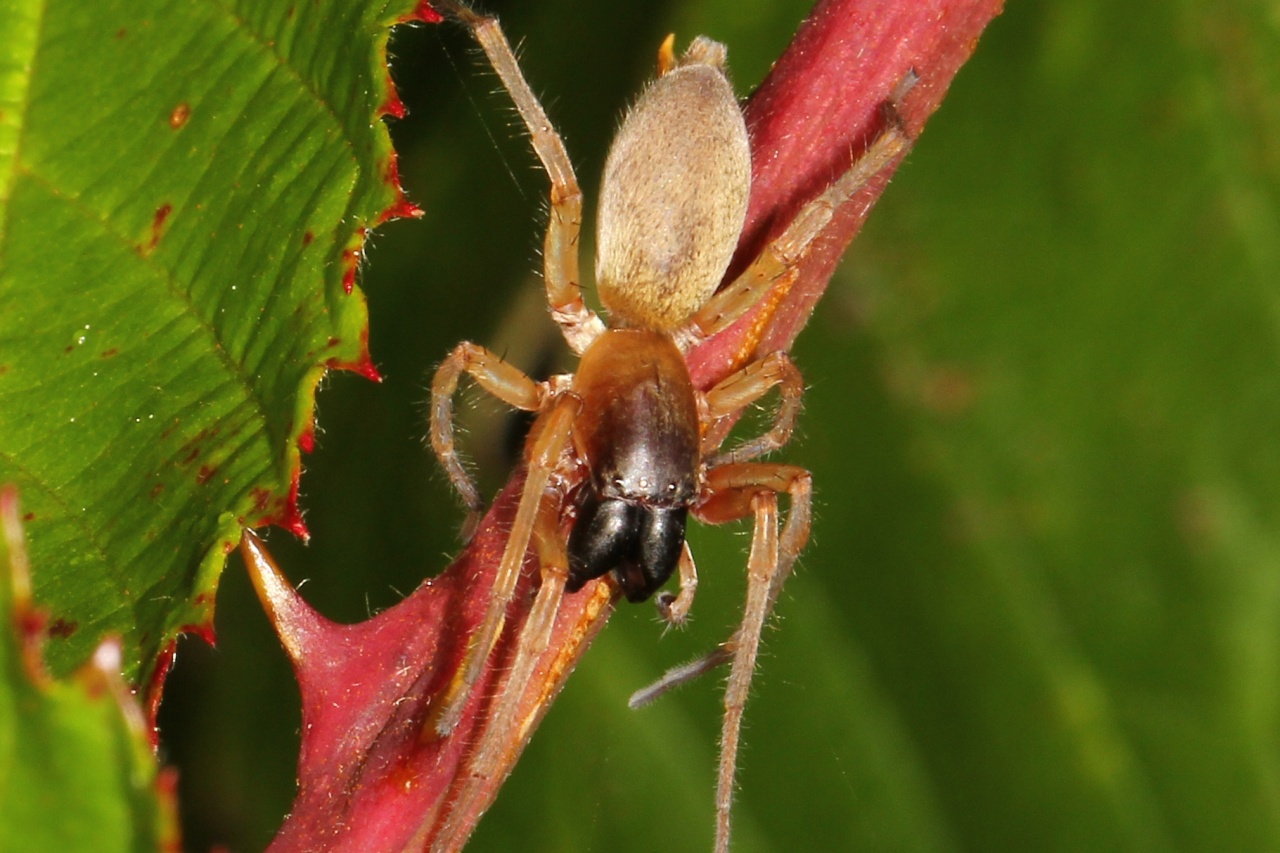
655;542;698;627
430;494;570;852
438;2;605;354
698;463;813;640
427;393;580;738
686;79;916;342
700;463;812;853
430;341;545;518
715;489;777;853
700;350;804;467
628;462;812;853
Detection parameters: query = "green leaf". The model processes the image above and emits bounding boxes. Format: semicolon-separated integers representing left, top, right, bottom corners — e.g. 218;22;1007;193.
0;0;419;682
0;489;176;852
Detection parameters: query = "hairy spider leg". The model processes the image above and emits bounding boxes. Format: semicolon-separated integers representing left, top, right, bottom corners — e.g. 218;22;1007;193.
428;394;580;738
685;90;916;344
719;491;776;853
438;1;605;354
431;341;546;516
429;492;572;853
628;467;814;849
705;464;812;853
701;349;805;469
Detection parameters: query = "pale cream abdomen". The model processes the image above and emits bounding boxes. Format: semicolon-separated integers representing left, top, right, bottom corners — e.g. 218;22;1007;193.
595;38;751;332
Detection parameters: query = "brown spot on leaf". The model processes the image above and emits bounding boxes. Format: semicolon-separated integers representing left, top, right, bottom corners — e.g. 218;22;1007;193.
140;203;173;255
100;347;119;358
48;618;77;638
169;102;191;129
250;487;272;514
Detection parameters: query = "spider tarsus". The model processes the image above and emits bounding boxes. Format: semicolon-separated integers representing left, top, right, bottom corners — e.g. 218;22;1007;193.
460;507;484;541
892;66;921;103
628;645;734;710
881;67;920;136
655;591;691;631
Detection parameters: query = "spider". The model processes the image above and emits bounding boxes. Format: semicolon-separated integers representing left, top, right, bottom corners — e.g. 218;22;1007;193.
424;4;913;850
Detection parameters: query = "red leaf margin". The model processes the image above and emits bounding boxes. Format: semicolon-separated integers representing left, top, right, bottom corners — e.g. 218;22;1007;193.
245;1;1005;850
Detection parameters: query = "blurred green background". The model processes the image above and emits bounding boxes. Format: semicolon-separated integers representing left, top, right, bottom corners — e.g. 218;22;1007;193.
157;0;1280;850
